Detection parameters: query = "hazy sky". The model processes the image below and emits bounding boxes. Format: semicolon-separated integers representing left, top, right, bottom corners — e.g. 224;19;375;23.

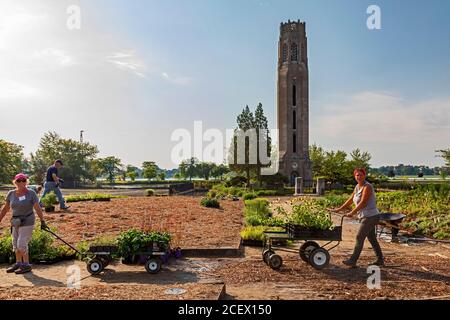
0;0;449;169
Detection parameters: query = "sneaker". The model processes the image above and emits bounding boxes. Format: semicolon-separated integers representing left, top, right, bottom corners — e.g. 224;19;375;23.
60;206;70;210
370;259;385;267
6;264;21;273
15;264;32;274
342;259;357;268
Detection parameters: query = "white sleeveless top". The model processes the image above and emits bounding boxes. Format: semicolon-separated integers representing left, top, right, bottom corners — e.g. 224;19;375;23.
353;181;379;219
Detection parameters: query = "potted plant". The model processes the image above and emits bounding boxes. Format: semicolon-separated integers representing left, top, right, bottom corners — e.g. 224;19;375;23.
41;192;58;212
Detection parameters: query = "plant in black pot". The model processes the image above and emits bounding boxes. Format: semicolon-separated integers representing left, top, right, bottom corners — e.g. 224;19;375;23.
41;192;58;212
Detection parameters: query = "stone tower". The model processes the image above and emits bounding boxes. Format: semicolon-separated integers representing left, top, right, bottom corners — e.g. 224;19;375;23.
277;20;312;186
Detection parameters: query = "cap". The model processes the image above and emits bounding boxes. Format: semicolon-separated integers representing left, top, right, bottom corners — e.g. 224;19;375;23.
14;173;28;181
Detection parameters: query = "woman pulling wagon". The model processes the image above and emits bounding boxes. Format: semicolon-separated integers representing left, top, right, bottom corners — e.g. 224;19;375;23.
331;168;384;268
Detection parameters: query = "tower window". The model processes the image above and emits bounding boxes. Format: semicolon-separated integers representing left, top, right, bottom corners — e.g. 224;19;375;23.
282;44;288;62
290;43;298;62
293;134;297;153
293;110;296;130
292;85;297;106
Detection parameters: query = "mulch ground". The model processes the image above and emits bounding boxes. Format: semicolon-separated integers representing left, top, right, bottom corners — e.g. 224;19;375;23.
0;196;244;249
0;283;224;300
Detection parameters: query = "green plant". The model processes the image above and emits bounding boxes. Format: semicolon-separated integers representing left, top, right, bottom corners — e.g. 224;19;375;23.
116;229;171;257
243;192;257;200
145;189;155;197
41;192;57;208
0;231;13;262
240;226;267;241
65;193;118;203
200;197;220;208
207;190;217;198
290;200;334;230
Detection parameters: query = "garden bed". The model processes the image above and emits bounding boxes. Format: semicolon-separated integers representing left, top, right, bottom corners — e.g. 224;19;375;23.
0;196;244;250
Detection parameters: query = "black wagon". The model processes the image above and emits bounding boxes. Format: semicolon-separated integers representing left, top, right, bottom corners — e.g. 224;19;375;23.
86;243;168;275
262;213;345;270
43;229;170;275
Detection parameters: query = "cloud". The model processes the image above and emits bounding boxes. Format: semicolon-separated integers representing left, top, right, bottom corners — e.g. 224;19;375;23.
161;72;194;86
311;91;450;166
106;51;147;78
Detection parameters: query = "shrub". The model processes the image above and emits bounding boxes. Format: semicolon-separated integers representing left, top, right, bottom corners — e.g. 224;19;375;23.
255;190;278;197
200;197;220;208
116;229;171;257
290;200;334;230
41;192;57;208
244;198;270;218
243;192;257;200
240;226;267;241
0;228;75;263
0;232;13;263
145;189;155;197
207;190;217;198
66;193;117;203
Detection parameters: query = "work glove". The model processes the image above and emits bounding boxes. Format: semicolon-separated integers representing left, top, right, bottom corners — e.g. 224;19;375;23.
40;220;49;231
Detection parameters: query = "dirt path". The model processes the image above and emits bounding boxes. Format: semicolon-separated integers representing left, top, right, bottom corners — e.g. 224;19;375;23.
217;207;450;300
0;196;448;300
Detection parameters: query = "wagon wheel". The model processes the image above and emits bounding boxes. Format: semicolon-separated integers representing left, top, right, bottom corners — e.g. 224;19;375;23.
268;254;283;270
308;248;330;270
145;258;162;274
299;241;319;262
87;258;104;275
262;249;275;264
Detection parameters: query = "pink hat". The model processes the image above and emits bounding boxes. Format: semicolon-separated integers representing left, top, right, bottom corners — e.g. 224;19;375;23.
14;173;28;181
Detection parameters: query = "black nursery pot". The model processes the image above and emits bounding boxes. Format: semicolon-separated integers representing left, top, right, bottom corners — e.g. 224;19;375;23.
93;198;111;202
44;206;55;212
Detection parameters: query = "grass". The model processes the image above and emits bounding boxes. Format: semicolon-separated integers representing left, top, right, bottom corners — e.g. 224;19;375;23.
65;193;123;203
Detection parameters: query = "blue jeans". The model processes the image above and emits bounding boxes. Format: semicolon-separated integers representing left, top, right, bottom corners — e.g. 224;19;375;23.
40;181;67;208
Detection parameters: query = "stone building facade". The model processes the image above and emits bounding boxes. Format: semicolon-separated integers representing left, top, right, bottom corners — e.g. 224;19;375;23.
277;20;312;186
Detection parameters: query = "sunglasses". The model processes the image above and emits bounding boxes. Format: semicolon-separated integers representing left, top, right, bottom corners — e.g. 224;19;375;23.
16;179;27;183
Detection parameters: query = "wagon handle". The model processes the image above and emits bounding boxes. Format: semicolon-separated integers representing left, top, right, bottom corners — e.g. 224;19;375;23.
326;209;346;227
43;227;83;256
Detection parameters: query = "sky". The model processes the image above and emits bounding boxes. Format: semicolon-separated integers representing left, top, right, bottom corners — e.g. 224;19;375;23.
0;0;449;169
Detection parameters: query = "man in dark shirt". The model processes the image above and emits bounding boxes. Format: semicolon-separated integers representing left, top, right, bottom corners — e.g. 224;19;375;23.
39;160;70;210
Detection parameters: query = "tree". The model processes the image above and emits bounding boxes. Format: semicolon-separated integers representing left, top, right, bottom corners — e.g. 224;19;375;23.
309;145;372;184
157;171;166;181
349;148;371;171
310;144;326;178
254;103;272;186
30;132;99;186
179;157;199;181
196;162;215;181
142;161;158;181
173;172;182;180
436;149;450;167
126;165;139;182
211;164;230;180
94;157;123;183
0;140;25;184
387;170;396;178
229;104;272;186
